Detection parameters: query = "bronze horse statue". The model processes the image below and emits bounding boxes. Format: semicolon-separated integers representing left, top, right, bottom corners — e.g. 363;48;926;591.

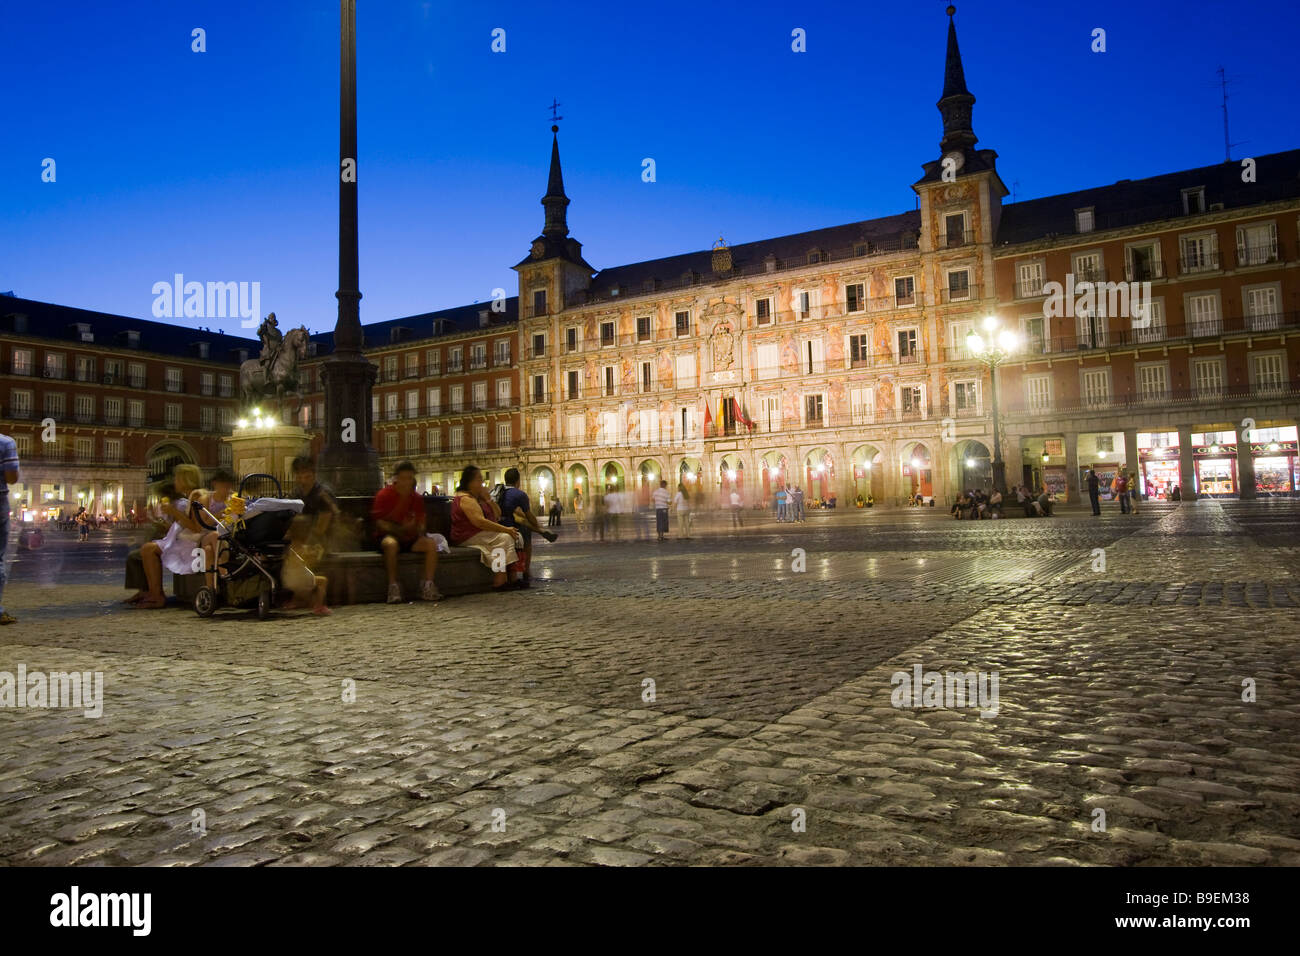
240;325;309;414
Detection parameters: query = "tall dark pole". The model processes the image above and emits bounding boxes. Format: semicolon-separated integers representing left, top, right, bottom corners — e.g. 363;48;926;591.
990;362;1006;495
317;0;380;495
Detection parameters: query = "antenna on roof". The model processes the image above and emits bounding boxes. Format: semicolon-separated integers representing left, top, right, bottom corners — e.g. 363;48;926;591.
1011;180;1019;203
1217;66;1247;162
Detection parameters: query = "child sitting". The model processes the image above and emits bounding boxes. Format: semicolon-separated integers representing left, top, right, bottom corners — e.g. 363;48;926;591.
282;515;332;615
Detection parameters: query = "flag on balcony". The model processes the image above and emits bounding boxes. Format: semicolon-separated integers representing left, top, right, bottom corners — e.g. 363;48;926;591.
732;397;753;430
703;399;714;437
718;396;726;433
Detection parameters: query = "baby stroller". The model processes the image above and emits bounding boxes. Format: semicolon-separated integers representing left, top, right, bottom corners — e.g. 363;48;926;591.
192;474;302;619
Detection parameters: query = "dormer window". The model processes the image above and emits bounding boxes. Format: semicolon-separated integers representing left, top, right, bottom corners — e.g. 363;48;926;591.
192;341;210;359
70;322;93;342
1182;187;1206;215
1074;207;1095;233
808;250;824;264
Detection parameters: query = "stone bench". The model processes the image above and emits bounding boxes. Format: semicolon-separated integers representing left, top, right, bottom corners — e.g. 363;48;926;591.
318;546;493;604
169;494;497;605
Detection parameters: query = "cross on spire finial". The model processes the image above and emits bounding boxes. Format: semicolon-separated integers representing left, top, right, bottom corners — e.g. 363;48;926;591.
549;98;563;125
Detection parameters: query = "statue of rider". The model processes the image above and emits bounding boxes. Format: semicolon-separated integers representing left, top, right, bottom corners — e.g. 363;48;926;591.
257;312;282;383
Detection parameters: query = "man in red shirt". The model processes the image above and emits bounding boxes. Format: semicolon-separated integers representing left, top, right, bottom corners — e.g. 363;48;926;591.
370;461;440;603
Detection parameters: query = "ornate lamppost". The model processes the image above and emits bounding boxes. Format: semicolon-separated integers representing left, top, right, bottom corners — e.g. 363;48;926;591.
965;315;1020;495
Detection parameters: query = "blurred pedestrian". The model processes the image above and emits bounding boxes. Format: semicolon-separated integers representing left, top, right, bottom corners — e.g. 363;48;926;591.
652;479;671;541
0;431;18;625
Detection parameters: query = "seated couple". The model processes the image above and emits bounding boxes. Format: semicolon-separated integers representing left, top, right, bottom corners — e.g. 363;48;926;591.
450;465;555;591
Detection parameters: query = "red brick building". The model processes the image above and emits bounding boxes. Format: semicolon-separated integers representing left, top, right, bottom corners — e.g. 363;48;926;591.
0;296;253;519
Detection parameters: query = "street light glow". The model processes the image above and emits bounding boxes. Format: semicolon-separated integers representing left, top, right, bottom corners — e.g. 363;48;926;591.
997;328;1019;351
966;458;976;468
911;457;921;468
966;331;986;354
982;314;999;332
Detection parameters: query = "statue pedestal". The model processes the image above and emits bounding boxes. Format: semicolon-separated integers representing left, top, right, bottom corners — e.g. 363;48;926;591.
224;422;312;492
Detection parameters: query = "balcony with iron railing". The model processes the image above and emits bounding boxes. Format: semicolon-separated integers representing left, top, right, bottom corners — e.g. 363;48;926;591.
1179;249;1221;274
1020;309;1300;355
1125;258;1167;282
1005;381;1300;419
941;229;977;249
939;284;980;304
1234;241;1284;268
524;305;550;319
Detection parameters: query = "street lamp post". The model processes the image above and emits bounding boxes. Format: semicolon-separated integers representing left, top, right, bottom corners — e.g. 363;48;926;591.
966;315;1021;496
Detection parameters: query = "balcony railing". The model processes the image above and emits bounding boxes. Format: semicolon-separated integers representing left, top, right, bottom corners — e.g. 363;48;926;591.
1179;250;1221;274
1028;310;1300;354
941;229;976;248
1234;242;1283;268
939;285;979;303
3;363;34;376
1004;382;1300;419
469;357;488;370
524;305;549;319
1071;264;1108;282
1125;259;1167;281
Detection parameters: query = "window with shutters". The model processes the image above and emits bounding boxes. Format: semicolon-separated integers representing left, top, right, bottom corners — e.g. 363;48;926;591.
1187;293;1221;337
759;396;780;433
449;426;464;454
104;398;122;425
754;297;773;325
756;343;778;379
1252;353;1286;394
804;393;825;425
1180;233;1217;272
849;387;873;424
74;394;94;423
894;275;916;306
1245;285;1281;332
1025;374;1051;411
427;428;440;453
845;282;865;313
954;381;980;414
640;361;652;393
426;349;441;375
427;387;440;414
44;392;65;417
497;422;511;449
567;414;584;441
1072;251;1103;282
472;381;487;410
450;385;464;412
76;437;93;461
128;400;143;426
1081;369;1111;407
384;431;398;454
473;424;486;451
1133;298;1166;342
1192;358;1224;398
675;311;690;337
406;429;420;452
1016;260;1045;297
165;403;182;429
105;438;122;462
1137;363;1169;402
407;389;419;418
803;338;825;374
675;353;696;388
533;418;551;446
636;316;651;342
496;378;512;408
1236;221;1278;266
897;328;919;363
201;407;215;431
385;393;400;420
849;333;870;367
900;385;924;418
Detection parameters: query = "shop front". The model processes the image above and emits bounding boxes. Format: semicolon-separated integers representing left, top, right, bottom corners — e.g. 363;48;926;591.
1249;426;1299;496
1137;431;1180;500
1191;431;1238;498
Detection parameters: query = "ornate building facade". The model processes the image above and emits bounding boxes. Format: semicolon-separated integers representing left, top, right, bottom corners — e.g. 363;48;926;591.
510;9;1299;508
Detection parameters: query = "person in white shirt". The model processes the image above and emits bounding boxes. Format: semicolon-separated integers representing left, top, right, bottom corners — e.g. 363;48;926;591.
729;489;744;527
673;484;692;539
651;479;671;540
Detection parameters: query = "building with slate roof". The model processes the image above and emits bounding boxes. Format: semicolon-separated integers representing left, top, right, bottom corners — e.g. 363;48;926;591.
0;295;257;518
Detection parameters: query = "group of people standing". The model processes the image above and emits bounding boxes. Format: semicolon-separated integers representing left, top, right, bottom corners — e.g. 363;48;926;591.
774;485;805;522
1085;468;1142;516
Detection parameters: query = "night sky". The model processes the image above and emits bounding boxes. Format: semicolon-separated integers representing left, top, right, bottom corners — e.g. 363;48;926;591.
3;0;1296;333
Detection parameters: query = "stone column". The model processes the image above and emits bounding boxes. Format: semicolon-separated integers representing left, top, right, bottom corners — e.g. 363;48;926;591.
1237;427;1257;500
1177;425;1197;501
1064;431;1080;503
1004;434;1023;493
1123;429;1141;500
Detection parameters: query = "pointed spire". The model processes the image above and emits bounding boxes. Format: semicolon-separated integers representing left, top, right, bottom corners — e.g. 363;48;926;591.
542;124;570;239
941;6;969;99
937;5;978;154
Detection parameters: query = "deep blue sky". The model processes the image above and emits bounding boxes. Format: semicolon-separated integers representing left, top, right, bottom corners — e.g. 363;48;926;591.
3;0;1297;335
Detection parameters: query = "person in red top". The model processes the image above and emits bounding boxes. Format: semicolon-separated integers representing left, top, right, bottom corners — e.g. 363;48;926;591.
370;460;440;603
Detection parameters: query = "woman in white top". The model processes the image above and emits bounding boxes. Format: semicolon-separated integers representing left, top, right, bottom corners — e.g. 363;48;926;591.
673;484;692;539
126;463;203;609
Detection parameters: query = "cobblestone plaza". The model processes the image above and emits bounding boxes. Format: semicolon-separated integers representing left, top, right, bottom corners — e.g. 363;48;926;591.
1;500;1297;867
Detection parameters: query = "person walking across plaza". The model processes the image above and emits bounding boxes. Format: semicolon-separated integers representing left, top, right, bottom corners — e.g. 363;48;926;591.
370;460;441;603
1114;470;1130;514
291;455;340;548
1129;471;1141;515
0;432;19;625
652;479;671;541
1087;468;1101;516
590;485;606;541
730;488;744;527
673;483;692;539
776;484;788;522
793;486;806;522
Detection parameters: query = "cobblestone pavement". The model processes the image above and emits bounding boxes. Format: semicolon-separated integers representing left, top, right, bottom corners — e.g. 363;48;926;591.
1;500;1297;866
